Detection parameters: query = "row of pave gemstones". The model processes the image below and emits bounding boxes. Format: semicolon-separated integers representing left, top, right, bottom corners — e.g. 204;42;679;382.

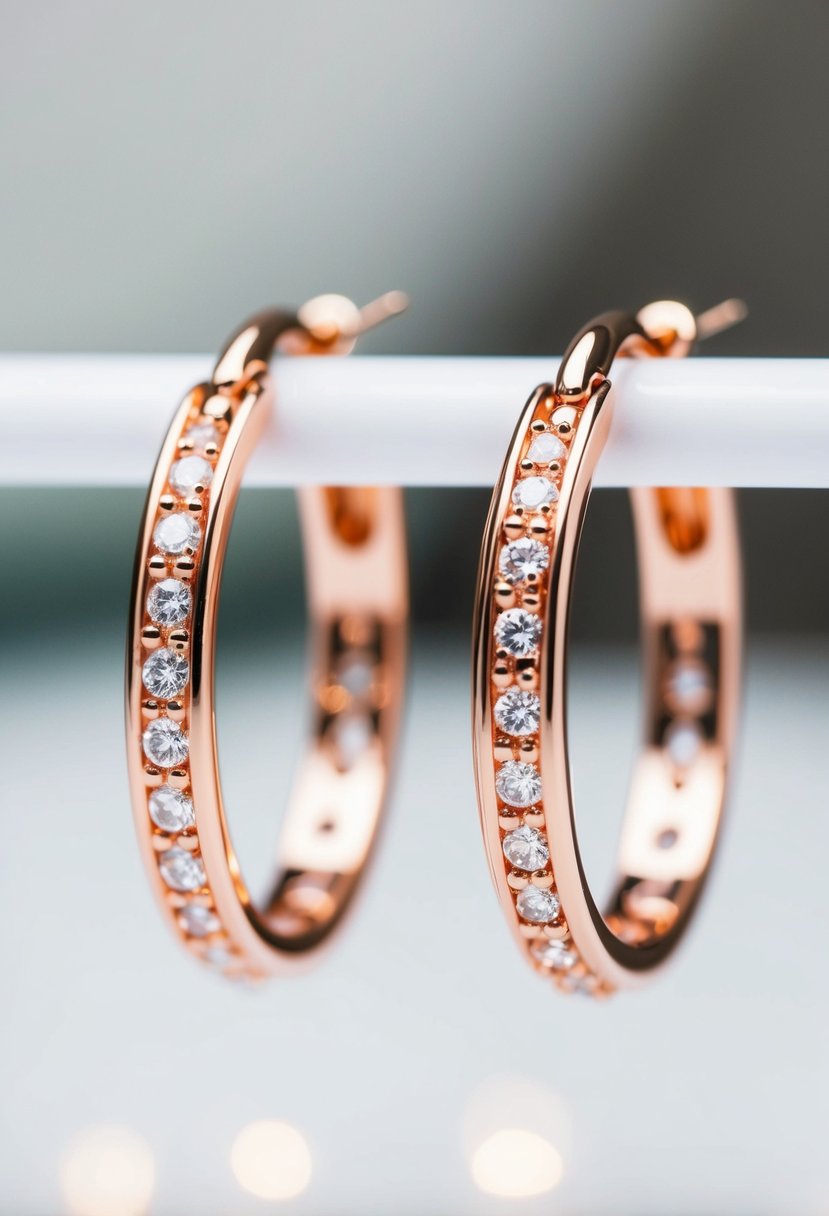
139;407;240;975
490;399;605;997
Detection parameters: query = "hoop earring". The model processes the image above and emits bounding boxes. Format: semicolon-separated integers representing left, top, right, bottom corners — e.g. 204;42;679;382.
472;299;743;997
126;293;408;980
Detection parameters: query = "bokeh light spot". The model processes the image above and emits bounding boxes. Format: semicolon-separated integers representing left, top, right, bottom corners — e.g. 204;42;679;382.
231;1119;312;1201
59;1125;155;1216
471;1127;563;1198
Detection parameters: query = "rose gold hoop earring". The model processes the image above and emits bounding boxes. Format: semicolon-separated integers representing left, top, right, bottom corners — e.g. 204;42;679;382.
126;292;408;981
472;299;744;997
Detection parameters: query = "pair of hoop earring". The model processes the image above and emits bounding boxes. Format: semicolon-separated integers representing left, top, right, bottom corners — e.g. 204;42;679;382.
126;293;741;999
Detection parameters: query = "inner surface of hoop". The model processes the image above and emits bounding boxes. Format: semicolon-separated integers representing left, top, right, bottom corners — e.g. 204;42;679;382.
471;358;740;993
589;484;738;960
208;314;407;957
246;483;407;953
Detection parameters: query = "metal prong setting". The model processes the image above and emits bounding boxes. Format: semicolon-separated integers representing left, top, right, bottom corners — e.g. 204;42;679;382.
127;299;408;983
475;299;741;999
135;384;248;979
483;389;600;996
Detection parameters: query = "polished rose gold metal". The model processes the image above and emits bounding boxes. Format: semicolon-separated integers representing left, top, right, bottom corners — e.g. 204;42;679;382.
472;299;743;996
126;294;408;980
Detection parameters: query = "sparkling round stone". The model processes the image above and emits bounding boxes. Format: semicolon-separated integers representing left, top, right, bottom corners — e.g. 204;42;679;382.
664;719;704;768
178;903;220;938
562;972;600;996
499;538;550;584
184;422;219;453
512;476;558;510
527;432;567;465
159;846;205;892
531;938;578;970
494;690;541;736
502;825;549;871
148;784;194;832
496;761;541;807
146;578;191;626
143;718;189;768
153;513;201;555
494;608;542;657
516;885;560;923
331;713;372;769
205;944;233;968
169;455;213;497
665;660;712;715
337;656;373;697
142;648;189;699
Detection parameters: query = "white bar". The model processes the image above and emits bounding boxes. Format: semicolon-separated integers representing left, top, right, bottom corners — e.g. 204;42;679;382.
1;354;826;487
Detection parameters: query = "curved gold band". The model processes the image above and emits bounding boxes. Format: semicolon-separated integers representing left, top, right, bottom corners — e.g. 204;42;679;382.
472;300;742;996
126;303;407;979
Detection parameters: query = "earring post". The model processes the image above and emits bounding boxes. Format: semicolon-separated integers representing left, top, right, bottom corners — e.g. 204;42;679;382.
356;290;409;335
695;298;748;342
297;290;408;350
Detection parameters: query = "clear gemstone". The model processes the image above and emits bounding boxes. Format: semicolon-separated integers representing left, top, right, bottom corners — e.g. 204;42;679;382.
516;885;560;923
184;422;219;453
499;538;549;584
665;660;712;715
153;513;201;555
146;578;191;626
169;455;213;497
502;825;549;870
527;432;567;465
531;939;578;970
494;608;542;657
664;719;704;767
512;476;558;510
205;945;233;968
179;903;221;938
142;648;189;699
494;690;541;736
337;656;373;697
562;972;600;996
496;761;541;807
148;784;194;832
143;718;189;768
159;847;205;892
331;712;372;769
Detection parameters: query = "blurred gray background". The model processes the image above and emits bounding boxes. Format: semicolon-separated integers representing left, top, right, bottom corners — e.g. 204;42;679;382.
0;0;827;637
0;2;827;1214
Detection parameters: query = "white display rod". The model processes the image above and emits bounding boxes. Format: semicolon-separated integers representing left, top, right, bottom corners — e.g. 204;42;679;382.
1;355;826;488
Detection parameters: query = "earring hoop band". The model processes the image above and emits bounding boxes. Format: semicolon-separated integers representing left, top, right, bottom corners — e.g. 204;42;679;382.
126;299;407;980
472;300;742;997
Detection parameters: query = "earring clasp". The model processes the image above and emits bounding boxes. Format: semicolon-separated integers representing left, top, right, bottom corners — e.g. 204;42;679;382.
297;290;409;353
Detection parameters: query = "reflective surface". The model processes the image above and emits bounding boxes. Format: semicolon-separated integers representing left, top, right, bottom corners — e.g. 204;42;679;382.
126;307;408;975
2;634;827;1212
473;304;741;992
